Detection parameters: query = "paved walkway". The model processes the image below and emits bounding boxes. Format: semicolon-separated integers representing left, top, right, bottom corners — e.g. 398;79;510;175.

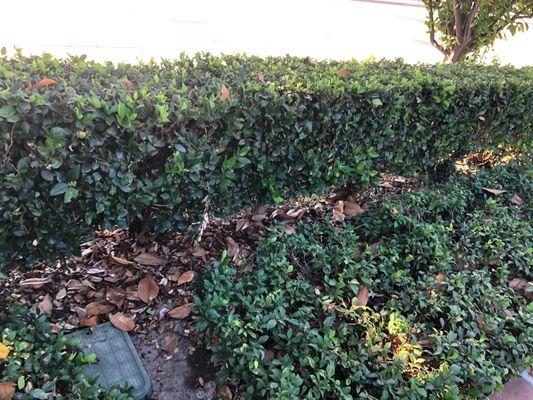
1;0;531;65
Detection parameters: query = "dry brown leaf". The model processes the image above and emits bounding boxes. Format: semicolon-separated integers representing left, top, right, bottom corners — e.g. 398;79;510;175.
34;78;57;88
39;294;53;315
106;287;126;308
192;246;207;262
482;187;506;195
19;277;51;289
509;278;527;290
215;384;232;400
109;312;135;331
227;237;239;259
357;285;369;307
258;72;266;84
177;271;195;286
332;200;345;222
284;224;296;234
436;273;445;289
168;303;194;319
85;300;115;316
511;195;523;206
220;83;230;101
106;254;132;266
0;382;16;400
138;276;159;304
339;68;352;75
252;213;267;222
134;252;165;266
344;201;364;217
394;176;406;184
80;316;98;327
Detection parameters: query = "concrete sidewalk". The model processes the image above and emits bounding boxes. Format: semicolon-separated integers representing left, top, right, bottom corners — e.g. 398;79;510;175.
1;0;531;65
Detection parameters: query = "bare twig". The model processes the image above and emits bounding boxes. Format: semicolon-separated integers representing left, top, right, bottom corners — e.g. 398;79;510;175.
194;194;211;244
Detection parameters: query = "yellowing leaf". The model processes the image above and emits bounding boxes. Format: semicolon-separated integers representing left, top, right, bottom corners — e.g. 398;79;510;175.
109;312;135;331
0;343;10;359
138;276;159;304
168;303;194;319
34;78;57;88
177;271;195;286
220;83;230;101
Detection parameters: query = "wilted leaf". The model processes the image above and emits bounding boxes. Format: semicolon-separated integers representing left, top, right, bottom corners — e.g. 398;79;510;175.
258;72;266;84
332;201;345;222
34;78;57;88
138;276;159;304
482;187;506;195
0;382;16;400
357;285;369;306
85;300;115;315
344;201;364;217
168;303;194;319
39;294;53;315
339;68;352;75
227;237;239;259
106;254;132;266
220;83;230;101
177;270;195;286
134;252;165;266
511;195;523;206
109;312;135;331
106;287;126;308
0;343;10;359
215;384;232;400
19;277;51;289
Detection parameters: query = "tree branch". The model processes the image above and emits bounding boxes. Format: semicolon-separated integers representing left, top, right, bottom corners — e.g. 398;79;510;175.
428;1;450;57
464;0;480;42
453;0;464;42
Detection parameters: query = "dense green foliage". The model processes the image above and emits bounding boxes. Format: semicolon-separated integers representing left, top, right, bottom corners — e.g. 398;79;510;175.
196;163;532;399
0;308;133;399
1;53;532;268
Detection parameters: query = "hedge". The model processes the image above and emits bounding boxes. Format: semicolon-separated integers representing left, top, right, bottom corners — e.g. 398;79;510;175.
195;162;532;399
1;53;532;267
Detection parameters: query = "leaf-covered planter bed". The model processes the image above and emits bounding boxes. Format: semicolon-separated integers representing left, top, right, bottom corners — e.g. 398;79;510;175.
1;53;531;268
195;163;532;399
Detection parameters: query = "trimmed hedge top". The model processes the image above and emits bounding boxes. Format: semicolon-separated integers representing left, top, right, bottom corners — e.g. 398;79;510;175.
1;53;532;267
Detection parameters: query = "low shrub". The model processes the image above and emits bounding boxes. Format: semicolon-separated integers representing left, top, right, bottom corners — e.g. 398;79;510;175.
1;53;532;268
0;307;133;399
195;164;532;399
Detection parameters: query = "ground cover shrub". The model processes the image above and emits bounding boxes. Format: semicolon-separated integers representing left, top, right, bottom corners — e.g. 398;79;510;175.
1;52;532;268
195;163;532;399
0;307;133;399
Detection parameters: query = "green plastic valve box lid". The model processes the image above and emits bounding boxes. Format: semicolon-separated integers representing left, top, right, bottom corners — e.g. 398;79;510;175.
68;322;152;399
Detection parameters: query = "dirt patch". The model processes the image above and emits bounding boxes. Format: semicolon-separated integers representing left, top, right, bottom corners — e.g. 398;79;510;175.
132;321;217;400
